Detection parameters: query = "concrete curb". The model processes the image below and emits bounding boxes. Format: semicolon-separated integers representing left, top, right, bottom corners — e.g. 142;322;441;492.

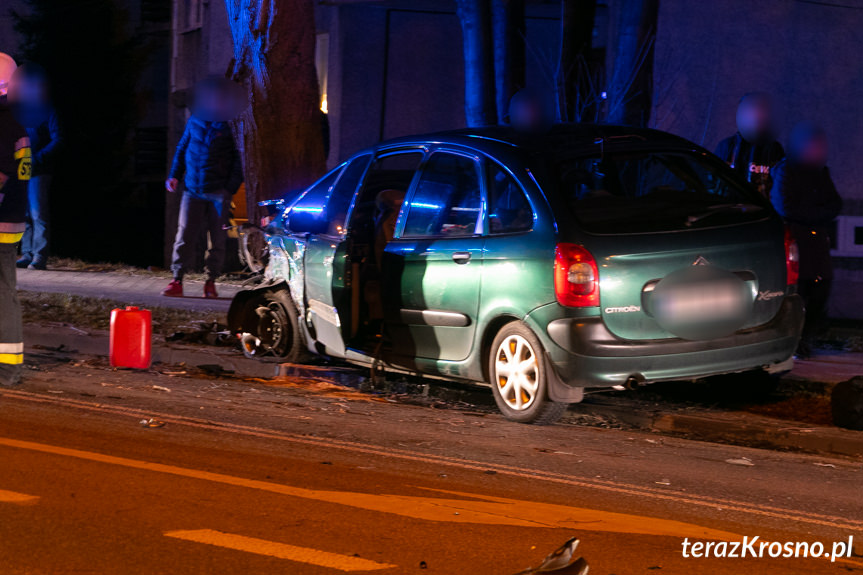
581;400;863;459
651;412;863;459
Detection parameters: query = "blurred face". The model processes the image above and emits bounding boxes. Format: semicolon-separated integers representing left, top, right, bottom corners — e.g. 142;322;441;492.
511;102;542;130
797;134;828;168
736;98;772;142
8;74;49;107
192;78;246;122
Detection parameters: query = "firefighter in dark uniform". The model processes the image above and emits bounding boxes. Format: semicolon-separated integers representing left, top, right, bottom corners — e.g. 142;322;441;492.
0;53;31;386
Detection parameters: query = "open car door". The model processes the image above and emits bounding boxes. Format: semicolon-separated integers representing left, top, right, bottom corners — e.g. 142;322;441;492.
299;155;371;357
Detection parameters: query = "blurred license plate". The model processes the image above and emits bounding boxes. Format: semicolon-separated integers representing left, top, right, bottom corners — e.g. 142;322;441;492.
654;281;743;322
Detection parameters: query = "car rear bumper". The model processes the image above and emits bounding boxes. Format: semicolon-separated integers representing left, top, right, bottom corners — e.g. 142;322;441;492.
533;295;803;390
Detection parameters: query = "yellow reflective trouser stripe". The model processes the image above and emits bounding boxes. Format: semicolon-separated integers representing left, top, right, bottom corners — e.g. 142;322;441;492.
0;232;23;243
0;353;23;365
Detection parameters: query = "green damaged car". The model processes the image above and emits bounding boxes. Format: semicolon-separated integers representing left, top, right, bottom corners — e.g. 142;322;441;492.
229;124;804;424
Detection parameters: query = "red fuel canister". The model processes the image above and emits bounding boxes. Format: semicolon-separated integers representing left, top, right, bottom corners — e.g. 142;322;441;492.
110;306;152;369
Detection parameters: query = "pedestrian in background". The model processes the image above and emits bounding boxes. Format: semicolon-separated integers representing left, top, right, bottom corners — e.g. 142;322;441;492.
770;122;842;359
0;53;32;385
9;63;63;270
716;92;784;198
163;77;244;299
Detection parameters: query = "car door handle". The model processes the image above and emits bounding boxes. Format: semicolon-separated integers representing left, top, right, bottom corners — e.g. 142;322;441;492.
452;252;472;264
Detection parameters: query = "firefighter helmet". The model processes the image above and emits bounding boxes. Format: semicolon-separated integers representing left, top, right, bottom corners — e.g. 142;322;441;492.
0;53;16;96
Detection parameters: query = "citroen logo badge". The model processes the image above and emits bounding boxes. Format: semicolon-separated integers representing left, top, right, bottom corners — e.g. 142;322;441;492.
692;256;710;266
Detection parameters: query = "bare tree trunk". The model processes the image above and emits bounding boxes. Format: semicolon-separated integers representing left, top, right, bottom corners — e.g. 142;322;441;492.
456;0;497;127
225;0;326;221
491;0;525;124
556;0;596;122
606;0;658;126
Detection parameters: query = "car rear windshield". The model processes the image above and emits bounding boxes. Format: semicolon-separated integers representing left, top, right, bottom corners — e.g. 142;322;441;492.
553;150;768;234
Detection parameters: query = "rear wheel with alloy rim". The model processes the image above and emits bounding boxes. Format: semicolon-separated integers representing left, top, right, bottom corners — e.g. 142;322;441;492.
489;322;566;424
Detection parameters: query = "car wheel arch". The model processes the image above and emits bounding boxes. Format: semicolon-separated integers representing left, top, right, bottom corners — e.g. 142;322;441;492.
227;282;294;335
479;314;523;382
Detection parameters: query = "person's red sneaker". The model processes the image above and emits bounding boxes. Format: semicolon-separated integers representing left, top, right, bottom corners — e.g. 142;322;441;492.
204;280;218;299
162;279;183;297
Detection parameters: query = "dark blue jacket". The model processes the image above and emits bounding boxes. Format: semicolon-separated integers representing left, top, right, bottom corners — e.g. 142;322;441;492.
169;115;243;195
715;133;784;198
27;110;63;176
770;158;843;281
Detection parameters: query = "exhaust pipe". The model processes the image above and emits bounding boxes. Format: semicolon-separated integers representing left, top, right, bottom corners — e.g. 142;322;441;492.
607;375;647;392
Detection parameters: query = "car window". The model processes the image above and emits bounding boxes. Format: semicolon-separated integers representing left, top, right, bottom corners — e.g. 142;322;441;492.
555;151;767;234
488;163;533;234
289;164;345;219
403;152;482;238
348;150;424;237
327;154;371;235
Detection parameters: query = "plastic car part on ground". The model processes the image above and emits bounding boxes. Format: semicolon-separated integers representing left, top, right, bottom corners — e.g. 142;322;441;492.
139;418;165;428
514;537;589;574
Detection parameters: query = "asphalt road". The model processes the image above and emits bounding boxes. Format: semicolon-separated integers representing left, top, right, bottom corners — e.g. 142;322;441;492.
0;361;862;574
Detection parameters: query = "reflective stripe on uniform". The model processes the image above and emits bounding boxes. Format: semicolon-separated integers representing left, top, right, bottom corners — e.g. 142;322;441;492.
0;232;23;244
0;344;24;365
0;222;25;233
14;138;31;182
0;353;23;365
0;223;26;243
0;343;24;354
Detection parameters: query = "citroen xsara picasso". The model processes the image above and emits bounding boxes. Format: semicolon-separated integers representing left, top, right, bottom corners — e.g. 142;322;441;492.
228;125;804;424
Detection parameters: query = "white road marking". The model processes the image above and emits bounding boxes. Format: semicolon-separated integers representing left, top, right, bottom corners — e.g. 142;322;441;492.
0;488;39;504
165;529;396;571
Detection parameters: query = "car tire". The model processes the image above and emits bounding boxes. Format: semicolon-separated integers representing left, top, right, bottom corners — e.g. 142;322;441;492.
240;291;307;362
488;322;567;425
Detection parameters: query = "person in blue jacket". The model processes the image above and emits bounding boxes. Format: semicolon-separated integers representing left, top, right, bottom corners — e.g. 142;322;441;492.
164;77;243;299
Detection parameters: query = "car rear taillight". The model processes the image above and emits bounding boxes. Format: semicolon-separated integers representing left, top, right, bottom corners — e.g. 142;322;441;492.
784;228;799;286
554;243;599;307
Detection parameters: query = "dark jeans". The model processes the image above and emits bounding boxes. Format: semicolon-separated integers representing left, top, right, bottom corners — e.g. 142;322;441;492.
0;242;23;383
170;190;231;281
20;175;51;264
798;278;831;344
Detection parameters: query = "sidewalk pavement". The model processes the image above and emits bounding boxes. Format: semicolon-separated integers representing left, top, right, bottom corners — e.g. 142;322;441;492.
792;352;863;384
16;268;243;313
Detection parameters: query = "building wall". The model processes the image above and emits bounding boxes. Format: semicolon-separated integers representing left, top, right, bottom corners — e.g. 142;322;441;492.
653;0;863;318
653;0;863;198
326;1;570;164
